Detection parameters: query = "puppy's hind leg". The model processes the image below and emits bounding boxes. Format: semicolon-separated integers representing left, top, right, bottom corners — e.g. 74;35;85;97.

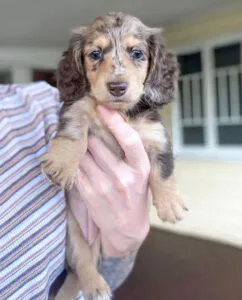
54;272;80;300
60;207;111;300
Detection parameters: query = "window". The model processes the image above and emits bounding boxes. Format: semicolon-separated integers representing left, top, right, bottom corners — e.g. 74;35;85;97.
174;36;242;159
33;69;56;87
213;43;242;145
0;70;12;83
178;52;205;145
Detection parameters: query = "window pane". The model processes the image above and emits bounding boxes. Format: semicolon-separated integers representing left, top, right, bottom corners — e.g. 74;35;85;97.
178;74;204;121
178;52;202;75
214;42;242;146
33;69;56;87
178;80;185;119
178;52;205;146
218;125;242;145
214;43;240;68
183;126;205;145
0;71;11;83
215;72;236;118
199;78;204;118
239;73;242;117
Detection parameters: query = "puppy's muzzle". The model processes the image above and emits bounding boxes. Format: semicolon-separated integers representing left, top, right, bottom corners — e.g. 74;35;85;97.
107;82;128;97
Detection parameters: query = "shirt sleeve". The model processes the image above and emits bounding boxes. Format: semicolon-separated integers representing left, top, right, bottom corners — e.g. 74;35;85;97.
0;82;66;300
97;251;137;292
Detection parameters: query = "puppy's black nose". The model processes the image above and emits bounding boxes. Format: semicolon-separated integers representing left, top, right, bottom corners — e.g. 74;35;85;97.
107;82;128;97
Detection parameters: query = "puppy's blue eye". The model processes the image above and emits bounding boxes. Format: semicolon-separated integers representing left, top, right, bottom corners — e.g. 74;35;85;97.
89;50;102;60
130;49;144;60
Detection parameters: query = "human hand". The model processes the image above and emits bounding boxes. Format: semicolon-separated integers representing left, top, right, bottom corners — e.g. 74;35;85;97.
69;105;151;257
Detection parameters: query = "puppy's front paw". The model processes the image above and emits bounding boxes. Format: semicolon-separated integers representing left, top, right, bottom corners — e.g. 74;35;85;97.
42;153;77;190
41;138;80;190
155;194;188;224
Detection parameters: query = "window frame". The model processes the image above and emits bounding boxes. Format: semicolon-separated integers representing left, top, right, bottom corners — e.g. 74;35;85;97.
172;32;242;161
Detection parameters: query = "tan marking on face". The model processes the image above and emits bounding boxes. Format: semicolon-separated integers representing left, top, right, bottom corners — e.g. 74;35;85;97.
85;34;109;53
122;35;145;50
85;54;111;90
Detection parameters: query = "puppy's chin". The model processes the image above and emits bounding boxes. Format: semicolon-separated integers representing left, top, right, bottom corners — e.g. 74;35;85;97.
101;96;142;111
104;100;134;111
90;93;140;111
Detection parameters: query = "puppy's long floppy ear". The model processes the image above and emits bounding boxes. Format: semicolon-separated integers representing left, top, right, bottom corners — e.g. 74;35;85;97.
56;27;88;105
144;28;179;106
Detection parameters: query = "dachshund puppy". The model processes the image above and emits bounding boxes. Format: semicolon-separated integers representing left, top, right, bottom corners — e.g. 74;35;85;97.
42;12;187;300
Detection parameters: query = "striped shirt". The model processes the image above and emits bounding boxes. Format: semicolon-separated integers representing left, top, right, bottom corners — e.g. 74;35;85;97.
0;82;136;300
